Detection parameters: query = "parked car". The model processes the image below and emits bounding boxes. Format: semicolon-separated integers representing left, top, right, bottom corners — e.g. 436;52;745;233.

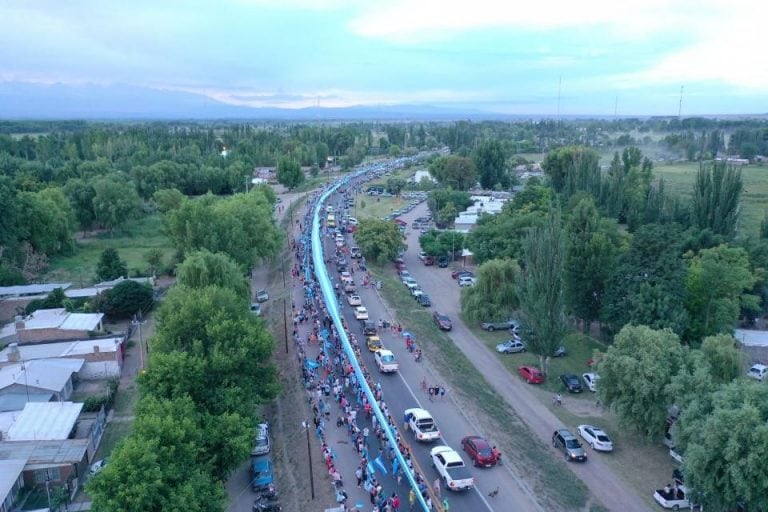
251;423;271;456
437;256;449;268
347;294;362;306
256;289;269;302
552;346;568;357
552;429;587;462
518;366;544;384
417;294;432;307
366;335;383;352
430;446;474;491
461;435;501;467
350;246;362;258
747;363;768;381
560;374;583;393
423;255;435;266
404;408;441;442
653;479;699;510
354;306;369;320
496;339;526;354
582;373;600;392
250;303;262;316
577;425;613;452
418;251;428;261
451;269;474;279
89;458;108;476
250;456;275;491
433;312;452;331
481;319;517;332
458;276;476;287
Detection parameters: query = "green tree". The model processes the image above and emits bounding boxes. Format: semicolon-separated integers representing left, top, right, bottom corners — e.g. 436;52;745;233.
96;248;128;281
25;287;68;314
473;140;507;189
388;144;402;157
276;157;304;189
597;325;687;438
428;156;477;190
64;178;97;232
152;188;184;213
176;249;250;300
691;162;742;239
684;245;757;341
315;142;329;168
386;177;407;195
542;146;600;195
460;258;520;323
675;380;768;511
602;223;689;336
354;219;405;264
144;248;164;276
564;198;619;332
16;189;76;257
418;230;466;260
96;280;153;318
426;189;473;228
92;176;142;232
517;207;568;373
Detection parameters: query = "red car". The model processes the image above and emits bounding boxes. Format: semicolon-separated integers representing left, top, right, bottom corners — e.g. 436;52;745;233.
451;269;474;279
518;366;544;384
461;436;501;468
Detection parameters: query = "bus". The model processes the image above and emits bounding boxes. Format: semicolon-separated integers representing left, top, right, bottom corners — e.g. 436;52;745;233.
327;214;336;227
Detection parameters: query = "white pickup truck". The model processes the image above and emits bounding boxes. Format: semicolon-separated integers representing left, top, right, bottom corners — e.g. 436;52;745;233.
653;480;699;510
374;349;398;373
430;445;474;492
404;408;441;442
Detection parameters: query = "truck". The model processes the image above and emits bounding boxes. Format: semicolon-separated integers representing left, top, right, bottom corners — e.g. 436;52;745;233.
374;349;398;373
404;408;441;442
653;479;699;509
430;445;475;491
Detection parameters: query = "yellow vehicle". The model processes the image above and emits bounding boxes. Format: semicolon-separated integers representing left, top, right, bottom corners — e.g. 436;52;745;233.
366;335;383;352
327;214;336;227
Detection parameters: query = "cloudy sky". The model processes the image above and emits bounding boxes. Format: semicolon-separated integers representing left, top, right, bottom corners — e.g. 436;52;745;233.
1;0;766;115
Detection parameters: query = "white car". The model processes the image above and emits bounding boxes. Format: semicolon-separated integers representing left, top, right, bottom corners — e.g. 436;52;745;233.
90;459;107;476
458;276;476;287
374;349;399;373
347;294;362;306
404;408;441;442
348;217;358;225
496;339;526;354
340;271;353;284
430;446;474;491
577;425;613;452
354;306;369;320
747;363;767;381
404;280;420;291
582;373;600;392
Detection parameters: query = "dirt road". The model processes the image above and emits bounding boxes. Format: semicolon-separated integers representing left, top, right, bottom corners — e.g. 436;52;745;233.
399;203;652;512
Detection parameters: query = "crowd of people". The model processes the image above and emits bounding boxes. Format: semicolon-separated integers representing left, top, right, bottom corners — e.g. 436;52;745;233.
286;183;444;511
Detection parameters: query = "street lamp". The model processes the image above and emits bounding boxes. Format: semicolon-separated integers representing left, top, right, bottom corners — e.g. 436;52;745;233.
132;314;146;371
301;421;316;499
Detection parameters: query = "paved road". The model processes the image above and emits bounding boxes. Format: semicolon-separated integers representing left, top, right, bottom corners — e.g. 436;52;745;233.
397;202;652;512
327;187;542;512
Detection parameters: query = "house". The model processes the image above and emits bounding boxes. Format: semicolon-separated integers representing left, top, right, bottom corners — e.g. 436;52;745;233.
451;195;510;232
0;359;84;411
0;337;125;380
3;401;84;441
0;459;26;512
0;308;104;344
0;284;72;324
0;438;90;496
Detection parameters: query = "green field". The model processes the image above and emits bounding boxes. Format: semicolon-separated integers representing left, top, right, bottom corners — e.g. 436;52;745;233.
44;214;175;285
654;161;768;237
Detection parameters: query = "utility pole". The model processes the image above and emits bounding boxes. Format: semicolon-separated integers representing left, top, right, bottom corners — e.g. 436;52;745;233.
678;85;684;119
303;421;315;499
132;314;146;371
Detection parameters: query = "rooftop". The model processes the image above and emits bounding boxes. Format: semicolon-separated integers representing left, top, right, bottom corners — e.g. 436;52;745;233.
0;337;123;363
6;401;84;441
0;438;89;469
0;459;26;502
0;359;84;393
6;308;104;333
0;284;71;299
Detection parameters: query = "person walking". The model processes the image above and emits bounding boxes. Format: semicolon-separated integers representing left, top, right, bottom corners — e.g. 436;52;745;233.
408;488;416;511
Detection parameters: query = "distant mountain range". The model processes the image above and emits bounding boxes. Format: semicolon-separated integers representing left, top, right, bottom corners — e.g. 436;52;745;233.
0;82;499;120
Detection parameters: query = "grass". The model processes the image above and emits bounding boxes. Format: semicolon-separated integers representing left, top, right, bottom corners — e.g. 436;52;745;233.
371;263;590;510
44;213;175;285
354;195;408;220
654;161;768;237
95;421;133;459
112;383;139;415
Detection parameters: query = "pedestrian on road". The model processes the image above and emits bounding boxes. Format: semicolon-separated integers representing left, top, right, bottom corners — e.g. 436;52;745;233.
442;498;450;511
428;386;434;402
408;488;416;511
439;386;446;401
433;478;441;498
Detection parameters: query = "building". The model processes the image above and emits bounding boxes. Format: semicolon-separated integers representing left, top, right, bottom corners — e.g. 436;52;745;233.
0;459;26;512
0;308;104;344
0;359;83;411
0;438;90;495
0;337;125;380
452;194;510;232
64;276;154;300
2;401;84;441
411;170;436;185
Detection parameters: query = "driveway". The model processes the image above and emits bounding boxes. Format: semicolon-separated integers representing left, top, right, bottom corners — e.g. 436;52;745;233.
398;203;651;512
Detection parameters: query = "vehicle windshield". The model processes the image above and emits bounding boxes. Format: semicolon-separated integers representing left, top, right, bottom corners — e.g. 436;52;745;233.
381;354;395;362
477;447;492;457
565;439;582;449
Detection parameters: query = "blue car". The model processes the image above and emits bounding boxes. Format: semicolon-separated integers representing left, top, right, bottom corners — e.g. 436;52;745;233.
250;456;274;492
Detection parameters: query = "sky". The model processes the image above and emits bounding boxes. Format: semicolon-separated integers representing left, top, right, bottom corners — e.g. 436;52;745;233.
1;0;766;115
